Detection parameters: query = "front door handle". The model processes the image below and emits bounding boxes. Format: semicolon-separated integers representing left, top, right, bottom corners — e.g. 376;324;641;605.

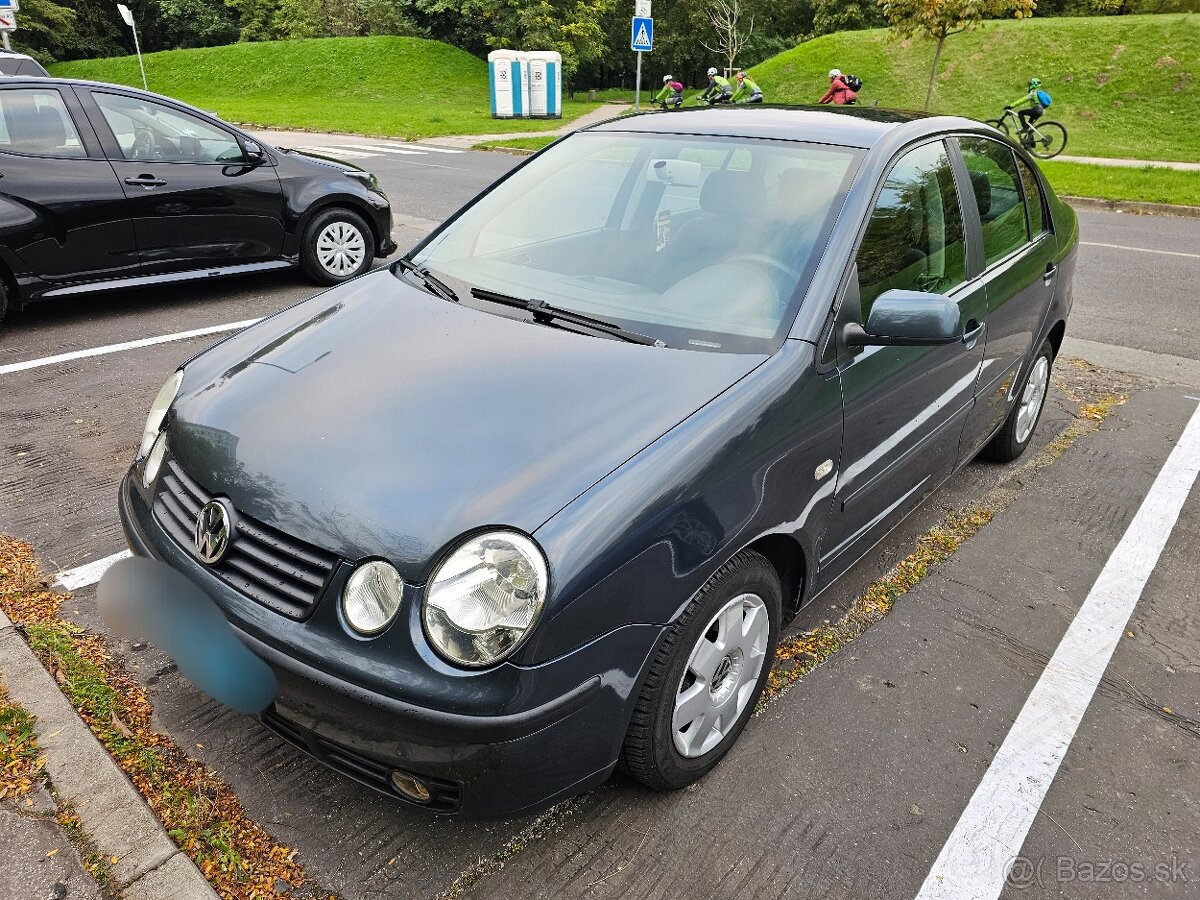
124;175;166;187
963;319;984;347
1043;263;1057;286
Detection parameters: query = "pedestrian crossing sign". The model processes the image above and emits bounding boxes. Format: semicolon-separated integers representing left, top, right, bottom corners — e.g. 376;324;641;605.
631;16;653;52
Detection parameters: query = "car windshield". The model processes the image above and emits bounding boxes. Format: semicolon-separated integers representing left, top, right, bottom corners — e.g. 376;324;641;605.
413;131;861;353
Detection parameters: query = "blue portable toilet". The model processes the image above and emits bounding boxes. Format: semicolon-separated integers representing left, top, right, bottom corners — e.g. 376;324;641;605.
488;50;528;118
526;51;562;118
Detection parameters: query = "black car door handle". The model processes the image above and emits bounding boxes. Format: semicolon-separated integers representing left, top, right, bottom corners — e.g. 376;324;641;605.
124;175;166;187
963;319;984;346
1043;264;1057;285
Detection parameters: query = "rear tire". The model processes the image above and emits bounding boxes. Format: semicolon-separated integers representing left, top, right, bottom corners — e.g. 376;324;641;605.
0;279;8;329
983;339;1054;463
300;207;374;286
619;550;781;790
1027;121;1067;159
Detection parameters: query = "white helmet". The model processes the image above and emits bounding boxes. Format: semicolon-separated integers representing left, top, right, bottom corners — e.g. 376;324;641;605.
663;75;673;83
828;68;842;78
707;67;718;76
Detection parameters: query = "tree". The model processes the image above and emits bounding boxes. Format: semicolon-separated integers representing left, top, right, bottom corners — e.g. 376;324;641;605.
879;0;1036;111
700;0;753;73
10;0;76;60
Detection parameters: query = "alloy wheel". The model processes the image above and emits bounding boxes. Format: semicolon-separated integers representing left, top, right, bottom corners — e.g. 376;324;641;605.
1015;355;1050;445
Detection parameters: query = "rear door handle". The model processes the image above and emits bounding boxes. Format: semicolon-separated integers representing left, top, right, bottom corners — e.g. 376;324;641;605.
963;319;984;347
1043;263;1057;285
124;175;166;187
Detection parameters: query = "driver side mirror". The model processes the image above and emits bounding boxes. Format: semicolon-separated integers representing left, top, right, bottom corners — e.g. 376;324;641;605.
842;289;961;347
243;140;267;165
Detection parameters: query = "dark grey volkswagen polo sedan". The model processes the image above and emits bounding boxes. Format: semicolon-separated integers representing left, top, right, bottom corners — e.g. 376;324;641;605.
120;107;1076;817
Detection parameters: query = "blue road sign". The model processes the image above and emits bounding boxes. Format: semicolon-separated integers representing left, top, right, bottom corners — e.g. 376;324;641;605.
0;0;17;10
631;16;653;52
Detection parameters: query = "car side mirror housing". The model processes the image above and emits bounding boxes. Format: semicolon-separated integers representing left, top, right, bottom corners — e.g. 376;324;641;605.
842;289;960;347
243;140;267;165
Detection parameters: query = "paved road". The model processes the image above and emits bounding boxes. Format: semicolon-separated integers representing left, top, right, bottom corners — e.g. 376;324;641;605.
2;144;1199;899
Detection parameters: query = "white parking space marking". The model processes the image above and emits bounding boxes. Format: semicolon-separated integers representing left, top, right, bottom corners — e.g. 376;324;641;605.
916;399;1200;900
55;550;133;591
0;319;261;376
297;146;377;159
1081;241;1200;260
412;145;465;154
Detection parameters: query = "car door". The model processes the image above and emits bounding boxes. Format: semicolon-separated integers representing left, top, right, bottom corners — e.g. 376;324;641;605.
817;139;988;584
79;88;286;275
954;135;1056;458
0;85;139;286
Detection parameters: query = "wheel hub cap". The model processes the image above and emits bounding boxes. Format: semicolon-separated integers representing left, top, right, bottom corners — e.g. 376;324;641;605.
1015;356;1050;445
316;222;366;277
672;592;770;759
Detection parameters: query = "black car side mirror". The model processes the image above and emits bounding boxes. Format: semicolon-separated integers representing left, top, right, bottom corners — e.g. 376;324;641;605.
243;140;267;166
843;289;961;347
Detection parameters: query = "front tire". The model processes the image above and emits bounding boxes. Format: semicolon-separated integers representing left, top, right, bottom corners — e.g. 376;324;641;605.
983;338;1054;462
984;118;1011;137
301;207;374;286
620;550;781;790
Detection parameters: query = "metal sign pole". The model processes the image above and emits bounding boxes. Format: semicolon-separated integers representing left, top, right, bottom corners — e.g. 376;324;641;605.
1;32;10;51
131;22;147;90
635;51;641;112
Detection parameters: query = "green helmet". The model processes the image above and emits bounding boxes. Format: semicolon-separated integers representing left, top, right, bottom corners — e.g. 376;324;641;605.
1029;77;1042;88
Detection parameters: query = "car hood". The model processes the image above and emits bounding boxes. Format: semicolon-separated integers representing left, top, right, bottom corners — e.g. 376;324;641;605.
169;270;765;582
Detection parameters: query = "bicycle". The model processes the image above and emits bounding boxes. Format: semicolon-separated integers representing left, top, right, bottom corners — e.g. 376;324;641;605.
984;108;1068;159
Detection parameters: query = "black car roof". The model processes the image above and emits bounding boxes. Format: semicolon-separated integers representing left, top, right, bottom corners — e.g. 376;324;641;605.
587;105;979;149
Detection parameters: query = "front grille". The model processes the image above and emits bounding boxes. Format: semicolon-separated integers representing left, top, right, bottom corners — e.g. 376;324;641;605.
153;459;339;620
261;707;463;812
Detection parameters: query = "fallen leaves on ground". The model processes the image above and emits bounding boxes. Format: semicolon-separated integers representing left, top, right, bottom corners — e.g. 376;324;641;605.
0;685;46;800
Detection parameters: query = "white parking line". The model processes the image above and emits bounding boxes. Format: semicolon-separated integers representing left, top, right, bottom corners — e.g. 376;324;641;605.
297;146;377;159
1081;241;1200;260
330;143;429;156
916;399;1200;900
412;145;465;154
0;319;260;376
55;550;133;591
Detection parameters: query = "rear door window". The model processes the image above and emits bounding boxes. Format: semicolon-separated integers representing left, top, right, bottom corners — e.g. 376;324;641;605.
1015;157;1046;237
0;88;87;158
958;136;1029;266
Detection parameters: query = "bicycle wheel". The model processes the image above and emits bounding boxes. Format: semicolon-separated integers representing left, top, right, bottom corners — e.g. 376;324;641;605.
984;118;1011;137
1027;121;1067;159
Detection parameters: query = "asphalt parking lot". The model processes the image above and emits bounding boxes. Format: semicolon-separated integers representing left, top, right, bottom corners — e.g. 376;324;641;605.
2;139;1200;899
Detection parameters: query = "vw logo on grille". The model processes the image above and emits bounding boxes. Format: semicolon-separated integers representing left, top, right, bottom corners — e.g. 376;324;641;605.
194;500;232;565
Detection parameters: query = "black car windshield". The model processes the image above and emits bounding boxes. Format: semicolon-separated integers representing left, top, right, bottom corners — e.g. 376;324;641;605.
413;131;861;353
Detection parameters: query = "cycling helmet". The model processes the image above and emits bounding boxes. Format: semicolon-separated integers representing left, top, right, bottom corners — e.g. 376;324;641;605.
707;67;718;76
829;68;842;78
663;75;673;83
736;69;747;78
1029;77;1042;88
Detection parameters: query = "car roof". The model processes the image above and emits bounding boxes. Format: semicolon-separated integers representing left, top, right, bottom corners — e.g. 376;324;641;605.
587;105;979;150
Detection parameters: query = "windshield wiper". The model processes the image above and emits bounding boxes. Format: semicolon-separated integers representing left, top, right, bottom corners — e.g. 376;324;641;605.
394;257;459;304
470;288;665;347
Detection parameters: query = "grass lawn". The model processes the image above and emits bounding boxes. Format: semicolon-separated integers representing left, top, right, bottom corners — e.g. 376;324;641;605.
751;13;1199;162
1040;161;1200;207
51;37;614;140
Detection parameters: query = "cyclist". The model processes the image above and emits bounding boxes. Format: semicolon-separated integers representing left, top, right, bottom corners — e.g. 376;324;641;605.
732;70;764;104
655;75;685;109
1007;78;1050;133
699;67;733;105
818;68;857;106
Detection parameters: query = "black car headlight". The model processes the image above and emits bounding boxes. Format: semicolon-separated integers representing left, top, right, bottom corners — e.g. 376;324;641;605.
344;169;380;192
139;370;182;460
422;531;548;668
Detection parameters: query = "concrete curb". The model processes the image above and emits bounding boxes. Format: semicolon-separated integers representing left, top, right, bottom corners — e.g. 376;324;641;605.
0;608;218;900
1065;196;1200;219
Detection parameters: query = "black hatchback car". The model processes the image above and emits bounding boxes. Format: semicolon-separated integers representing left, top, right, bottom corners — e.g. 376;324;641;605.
0;78;395;326
120;107;1076;817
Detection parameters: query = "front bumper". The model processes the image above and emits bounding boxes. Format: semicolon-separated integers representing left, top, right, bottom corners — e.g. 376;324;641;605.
119;468;663;816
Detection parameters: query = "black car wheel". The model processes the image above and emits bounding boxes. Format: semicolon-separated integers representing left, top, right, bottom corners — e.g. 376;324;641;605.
0;278;8;327
301;207;374;286
620;549;781;790
984;338;1055;462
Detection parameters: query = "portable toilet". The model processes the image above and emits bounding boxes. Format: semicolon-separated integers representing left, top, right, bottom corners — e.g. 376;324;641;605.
488;50;528;118
526;51;562;118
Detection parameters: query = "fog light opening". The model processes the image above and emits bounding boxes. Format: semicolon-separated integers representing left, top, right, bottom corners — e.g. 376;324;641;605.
389;769;432;803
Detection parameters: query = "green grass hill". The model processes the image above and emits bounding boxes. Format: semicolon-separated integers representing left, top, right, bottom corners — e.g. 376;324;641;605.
50;37;602;139
750;13;1199;161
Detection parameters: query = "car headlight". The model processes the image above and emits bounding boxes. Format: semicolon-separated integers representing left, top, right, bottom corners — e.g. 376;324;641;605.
139;370;183;460
342;560;405;635
141;431;168;489
423;531;548;668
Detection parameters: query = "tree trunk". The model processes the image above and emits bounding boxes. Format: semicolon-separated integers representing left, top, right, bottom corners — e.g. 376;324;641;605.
925;33;946;112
